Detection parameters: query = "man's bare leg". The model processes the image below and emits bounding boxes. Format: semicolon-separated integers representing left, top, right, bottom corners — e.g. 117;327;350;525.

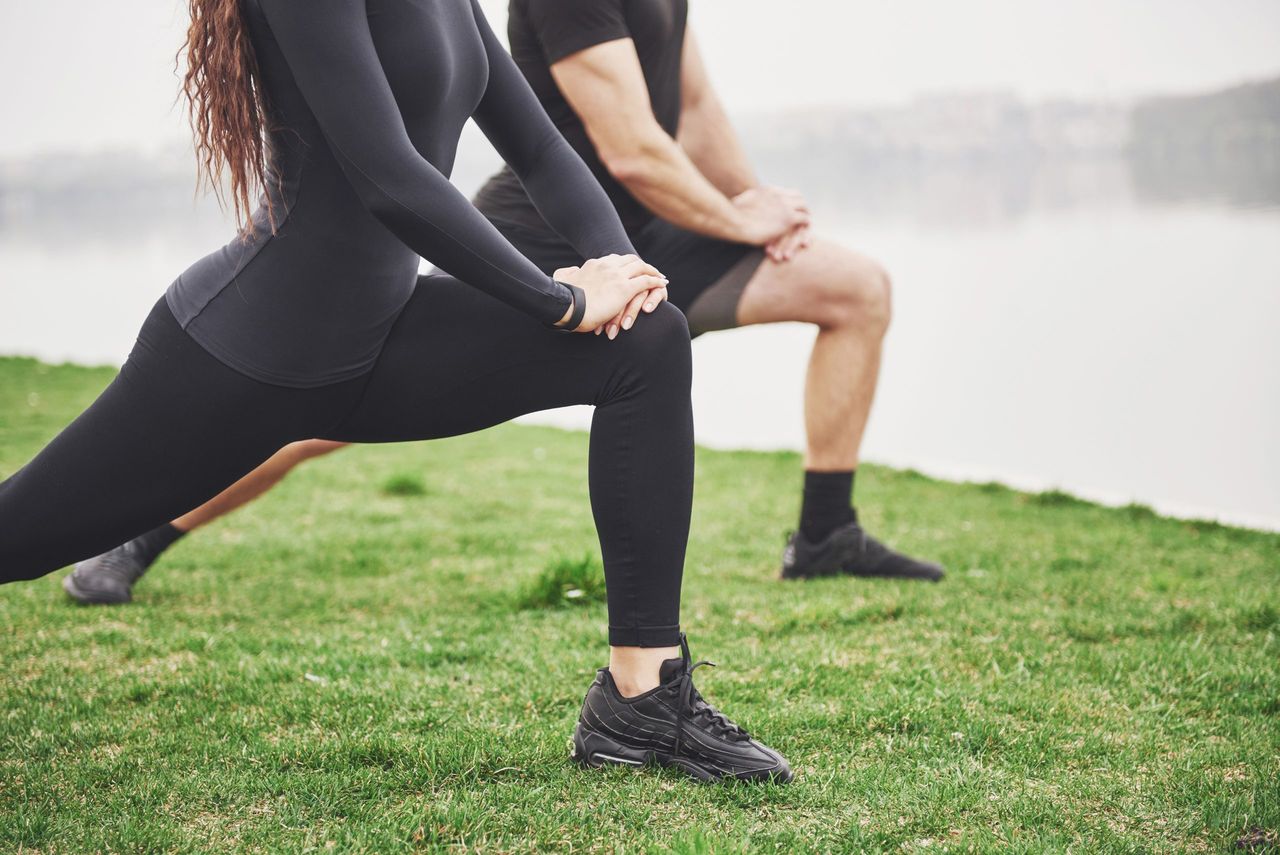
63;440;348;604
171;440;349;532
734;238;944;581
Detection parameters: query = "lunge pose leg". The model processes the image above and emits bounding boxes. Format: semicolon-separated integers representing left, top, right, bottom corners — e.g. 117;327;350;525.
63;439;346;604
472;2;944;582
4;0;789;782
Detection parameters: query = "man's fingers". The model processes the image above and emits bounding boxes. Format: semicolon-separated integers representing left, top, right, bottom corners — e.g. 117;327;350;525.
784;225;812;260
763;185;808;211
780;232;804;261
773;187;809;214
767;224;810;262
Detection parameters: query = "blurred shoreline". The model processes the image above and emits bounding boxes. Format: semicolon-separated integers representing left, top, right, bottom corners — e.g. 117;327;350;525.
2;77;1278;240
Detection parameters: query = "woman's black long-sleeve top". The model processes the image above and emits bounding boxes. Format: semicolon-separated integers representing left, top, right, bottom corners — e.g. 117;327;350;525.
166;0;635;387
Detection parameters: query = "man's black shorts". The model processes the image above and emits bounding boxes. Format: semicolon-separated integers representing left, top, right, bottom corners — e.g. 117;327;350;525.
490;217;766;337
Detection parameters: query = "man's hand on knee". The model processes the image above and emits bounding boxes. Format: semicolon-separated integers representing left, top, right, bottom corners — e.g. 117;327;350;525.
730;186;810;249
766;223;812;263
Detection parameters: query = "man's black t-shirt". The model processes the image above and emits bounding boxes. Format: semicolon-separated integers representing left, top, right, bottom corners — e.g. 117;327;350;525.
473;0;689;235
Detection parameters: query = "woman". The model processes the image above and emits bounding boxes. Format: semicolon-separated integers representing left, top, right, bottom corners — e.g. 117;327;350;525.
0;0;790;782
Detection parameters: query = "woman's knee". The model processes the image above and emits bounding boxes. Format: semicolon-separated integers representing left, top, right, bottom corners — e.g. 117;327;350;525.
620;301;692;375
598;301;692;401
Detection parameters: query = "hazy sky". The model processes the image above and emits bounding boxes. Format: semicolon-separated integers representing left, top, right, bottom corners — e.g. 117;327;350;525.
1;0;1277;157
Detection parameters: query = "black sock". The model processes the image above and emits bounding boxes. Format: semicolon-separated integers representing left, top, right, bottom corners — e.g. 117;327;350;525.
131;522;186;568
799;470;857;542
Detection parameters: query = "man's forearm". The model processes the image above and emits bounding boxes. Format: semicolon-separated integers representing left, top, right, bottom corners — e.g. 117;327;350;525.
609;131;752;243
677;97;757;197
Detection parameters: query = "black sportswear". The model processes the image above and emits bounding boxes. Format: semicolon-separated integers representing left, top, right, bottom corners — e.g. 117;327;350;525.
61;521;185;604
2;0;699;646
780;521;946;582
483;217;764;338
472;0;762;334
475;0;689;235
572;634;792;783
167;0;634;387
800;470;857;542
5;281;694;645
62;549;142;605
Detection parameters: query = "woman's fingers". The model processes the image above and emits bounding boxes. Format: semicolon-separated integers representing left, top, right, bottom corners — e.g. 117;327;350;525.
642;285;668;312
590;286;670;340
619;291;649;331
619;273;670;307
621;257;667;283
624;274;669;299
612;286;667;337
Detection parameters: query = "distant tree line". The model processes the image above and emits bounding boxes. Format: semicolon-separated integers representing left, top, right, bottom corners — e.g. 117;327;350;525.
1128;77;1280;206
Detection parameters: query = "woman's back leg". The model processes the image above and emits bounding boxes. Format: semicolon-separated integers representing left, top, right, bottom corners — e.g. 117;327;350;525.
0;301;343;584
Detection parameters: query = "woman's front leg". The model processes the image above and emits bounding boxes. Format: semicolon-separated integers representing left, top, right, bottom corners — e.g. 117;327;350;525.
328;279;790;782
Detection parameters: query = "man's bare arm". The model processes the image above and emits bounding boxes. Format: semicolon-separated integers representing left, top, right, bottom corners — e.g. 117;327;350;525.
550;38;805;246
676;29;757;197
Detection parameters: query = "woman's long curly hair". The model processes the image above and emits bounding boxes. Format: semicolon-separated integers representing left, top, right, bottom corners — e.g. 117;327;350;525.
178;0;276;233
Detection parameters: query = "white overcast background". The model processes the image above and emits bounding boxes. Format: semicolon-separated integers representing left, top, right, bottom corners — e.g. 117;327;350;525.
1;0;1278;158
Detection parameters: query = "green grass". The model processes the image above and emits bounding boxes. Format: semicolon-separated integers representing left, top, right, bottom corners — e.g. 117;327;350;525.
1;356;1277;854
381;474;430;498
516;554;608;611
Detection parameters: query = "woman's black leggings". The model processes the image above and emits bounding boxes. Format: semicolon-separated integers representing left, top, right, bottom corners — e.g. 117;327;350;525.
0;275;694;647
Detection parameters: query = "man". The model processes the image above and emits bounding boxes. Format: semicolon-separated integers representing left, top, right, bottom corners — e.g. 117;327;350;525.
63;0;943;606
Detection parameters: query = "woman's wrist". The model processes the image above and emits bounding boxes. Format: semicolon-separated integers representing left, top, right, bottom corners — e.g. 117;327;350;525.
553;280;586;330
555;299;574;327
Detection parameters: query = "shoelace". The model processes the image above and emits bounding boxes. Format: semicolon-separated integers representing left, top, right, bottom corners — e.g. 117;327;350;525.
670;635;750;760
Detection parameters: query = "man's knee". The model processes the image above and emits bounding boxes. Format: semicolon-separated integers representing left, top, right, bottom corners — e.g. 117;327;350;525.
829;254;892;335
287;439;349;462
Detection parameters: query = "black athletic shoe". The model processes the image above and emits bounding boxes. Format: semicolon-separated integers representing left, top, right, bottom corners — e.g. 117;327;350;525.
780;521;945;582
63;542;151;604
571;634;792;783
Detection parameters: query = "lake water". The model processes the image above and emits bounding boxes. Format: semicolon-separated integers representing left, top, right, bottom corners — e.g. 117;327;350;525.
2;138;1277;531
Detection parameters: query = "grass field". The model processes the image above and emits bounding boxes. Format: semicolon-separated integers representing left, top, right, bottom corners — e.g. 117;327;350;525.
0;356;1277;854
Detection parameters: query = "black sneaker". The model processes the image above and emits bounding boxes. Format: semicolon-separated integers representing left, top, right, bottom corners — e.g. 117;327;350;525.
571;634;792;783
63;542;151;604
781;520;945;582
